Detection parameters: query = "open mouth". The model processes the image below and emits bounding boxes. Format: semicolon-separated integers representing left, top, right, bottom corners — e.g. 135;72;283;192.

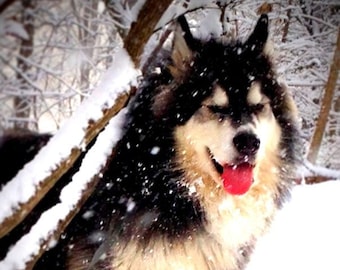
210;153;224;174
208;148;255;173
207;148;255;195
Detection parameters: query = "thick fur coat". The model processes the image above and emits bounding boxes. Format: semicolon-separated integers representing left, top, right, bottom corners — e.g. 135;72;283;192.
0;14;300;270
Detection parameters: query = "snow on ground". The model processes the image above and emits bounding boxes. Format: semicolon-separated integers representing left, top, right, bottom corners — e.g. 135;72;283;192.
247;180;340;270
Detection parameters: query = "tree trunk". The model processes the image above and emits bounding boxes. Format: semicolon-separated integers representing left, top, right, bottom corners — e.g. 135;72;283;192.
307;29;340;165
14;0;35;129
74;0;99;99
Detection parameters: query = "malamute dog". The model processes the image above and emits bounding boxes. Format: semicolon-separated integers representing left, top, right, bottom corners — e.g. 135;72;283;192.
0;14;300;270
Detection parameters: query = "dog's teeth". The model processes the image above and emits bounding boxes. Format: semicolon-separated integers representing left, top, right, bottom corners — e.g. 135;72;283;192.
207;148;224;174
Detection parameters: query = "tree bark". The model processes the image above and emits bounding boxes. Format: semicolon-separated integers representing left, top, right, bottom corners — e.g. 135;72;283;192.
14;0;35;129
123;0;173;67
307;29;340;164
74;0;99;100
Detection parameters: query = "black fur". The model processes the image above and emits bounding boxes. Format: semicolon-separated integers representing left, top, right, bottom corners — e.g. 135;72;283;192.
0;130;50;183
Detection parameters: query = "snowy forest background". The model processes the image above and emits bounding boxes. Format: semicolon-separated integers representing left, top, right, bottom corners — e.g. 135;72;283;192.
0;0;339;172
0;0;339;269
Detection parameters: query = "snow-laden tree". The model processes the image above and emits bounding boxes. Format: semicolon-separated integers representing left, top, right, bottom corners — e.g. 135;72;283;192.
0;0;119;131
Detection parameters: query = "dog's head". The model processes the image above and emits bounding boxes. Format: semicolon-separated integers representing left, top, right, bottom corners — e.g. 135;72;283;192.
148;14;299;196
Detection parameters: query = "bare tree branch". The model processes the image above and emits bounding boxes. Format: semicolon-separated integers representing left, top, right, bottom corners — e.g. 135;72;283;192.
24;150;110;269
298;159;340;184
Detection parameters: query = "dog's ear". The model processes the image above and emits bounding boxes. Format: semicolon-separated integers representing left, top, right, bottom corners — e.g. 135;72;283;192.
151;83;177;119
168;15;194;82
244;14;270;55
152;16;195;119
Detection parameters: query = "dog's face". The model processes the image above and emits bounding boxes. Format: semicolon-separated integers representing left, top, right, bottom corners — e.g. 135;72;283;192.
149;15;298;196
175;81;282;189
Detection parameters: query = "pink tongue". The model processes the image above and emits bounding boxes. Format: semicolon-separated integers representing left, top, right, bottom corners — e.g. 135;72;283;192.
222;163;253;195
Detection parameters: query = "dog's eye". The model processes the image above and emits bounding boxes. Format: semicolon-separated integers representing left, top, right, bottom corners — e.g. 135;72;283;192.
207;105;230;116
250;103;265;114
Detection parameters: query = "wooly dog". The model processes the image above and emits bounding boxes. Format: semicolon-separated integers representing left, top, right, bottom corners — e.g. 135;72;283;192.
0;14;300;270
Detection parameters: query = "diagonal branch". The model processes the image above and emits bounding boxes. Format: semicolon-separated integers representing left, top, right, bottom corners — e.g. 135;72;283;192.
0;92;130;239
1;110;127;269
0;0;173;239
123;0;174;67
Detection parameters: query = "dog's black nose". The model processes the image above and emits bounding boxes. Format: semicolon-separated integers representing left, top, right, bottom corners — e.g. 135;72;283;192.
233;132;260;156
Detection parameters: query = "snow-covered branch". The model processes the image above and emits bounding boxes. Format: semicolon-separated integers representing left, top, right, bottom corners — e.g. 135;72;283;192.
123;0;174;66
297;159;340;183
0;108;127;270
0;0;173;264
0;48;139;238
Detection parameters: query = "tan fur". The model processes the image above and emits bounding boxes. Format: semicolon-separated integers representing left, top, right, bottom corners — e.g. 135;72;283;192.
67;244;94;269
263;39;274;57
280;81;299;119
109;235;236;270
211;85;229;107
247;82;263;105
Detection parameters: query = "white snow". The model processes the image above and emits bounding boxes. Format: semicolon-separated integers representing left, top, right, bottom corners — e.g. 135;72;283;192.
0;47;139;225
150;146;160;155
188;8;223;40
0;16;29;40
0;108;128;270
298;160;340;181
247;180;340;270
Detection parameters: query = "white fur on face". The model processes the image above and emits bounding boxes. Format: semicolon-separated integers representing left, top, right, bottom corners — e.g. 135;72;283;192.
171;83;283;270
174;82;281;185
